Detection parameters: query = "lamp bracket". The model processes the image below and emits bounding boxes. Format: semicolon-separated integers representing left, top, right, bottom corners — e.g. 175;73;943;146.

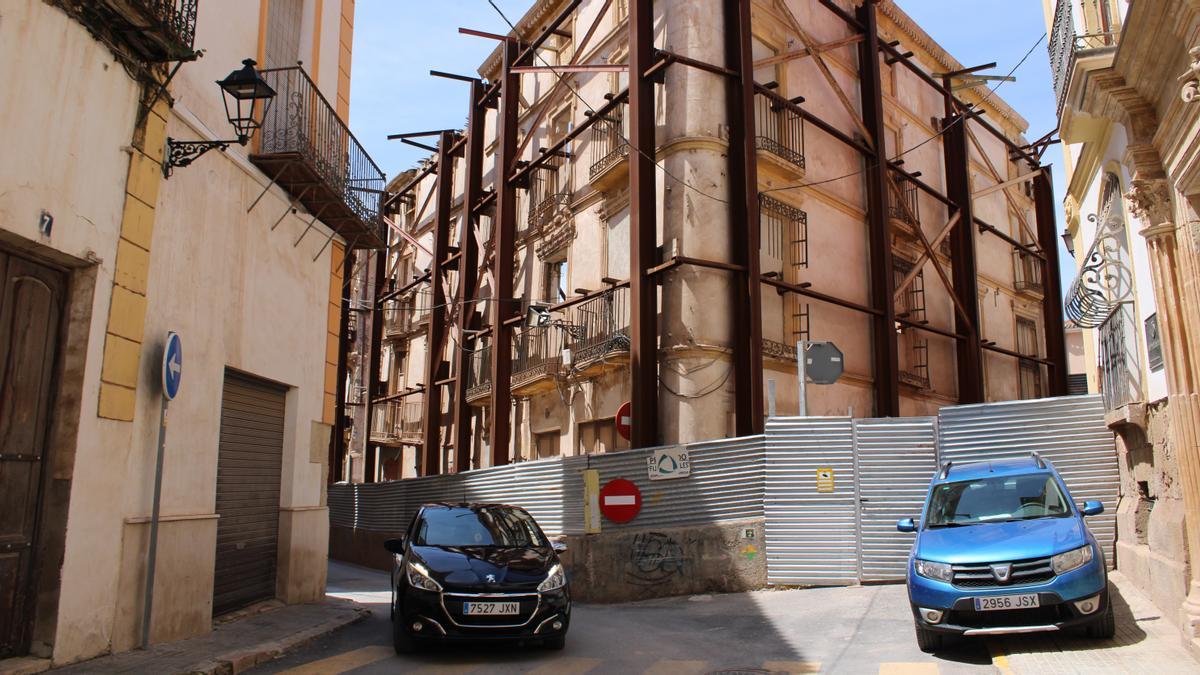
163;138;233;178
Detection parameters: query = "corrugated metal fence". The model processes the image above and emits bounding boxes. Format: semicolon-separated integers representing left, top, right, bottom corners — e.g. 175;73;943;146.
330;395;1118;587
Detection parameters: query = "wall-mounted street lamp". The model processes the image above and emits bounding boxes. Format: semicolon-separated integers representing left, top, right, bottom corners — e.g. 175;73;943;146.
162;59;276;178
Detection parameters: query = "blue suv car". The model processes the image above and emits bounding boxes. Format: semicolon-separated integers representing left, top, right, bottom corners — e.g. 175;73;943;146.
898;453;1113;652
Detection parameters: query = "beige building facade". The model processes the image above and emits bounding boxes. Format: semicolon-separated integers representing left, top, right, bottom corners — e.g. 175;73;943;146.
0;0;378;666
362;0;1064;480
1047;0;1200;656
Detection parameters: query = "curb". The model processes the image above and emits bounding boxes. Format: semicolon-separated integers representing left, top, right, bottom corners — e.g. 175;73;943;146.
188;601;371;675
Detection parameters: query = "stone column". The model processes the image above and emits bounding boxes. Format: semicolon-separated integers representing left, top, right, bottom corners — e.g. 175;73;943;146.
1132;178;1200;640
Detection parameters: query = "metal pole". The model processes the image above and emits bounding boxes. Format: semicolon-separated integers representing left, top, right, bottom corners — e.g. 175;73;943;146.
454;79;486;472
141;396;168;648
797;340;808;417
422;131;456;475
489;40;520;467
1035;166;1069;395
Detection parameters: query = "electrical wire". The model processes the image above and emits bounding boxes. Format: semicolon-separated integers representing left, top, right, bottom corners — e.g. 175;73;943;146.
761;30;1047;196
485;0;729;204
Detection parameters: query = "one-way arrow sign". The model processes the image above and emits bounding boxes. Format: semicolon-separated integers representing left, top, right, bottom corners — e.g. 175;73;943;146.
162;332;183;400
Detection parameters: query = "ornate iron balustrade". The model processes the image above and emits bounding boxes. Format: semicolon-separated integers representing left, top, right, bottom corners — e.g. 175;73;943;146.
253;66;387;248
1099;303;1138;410
80;0;199;62
762;338;798;362
512;326;563;387
466;343;492;400
568;287;630;365
399;398;423;441
370;401;400;442
1049;0;1120;113
755;91;806;170
1014;249;1045;294
589;105;629;181
889;174;920;227
1065;212;1133;328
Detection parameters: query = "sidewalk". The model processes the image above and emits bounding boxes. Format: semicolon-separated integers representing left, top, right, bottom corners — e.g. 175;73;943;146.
45;596;368;675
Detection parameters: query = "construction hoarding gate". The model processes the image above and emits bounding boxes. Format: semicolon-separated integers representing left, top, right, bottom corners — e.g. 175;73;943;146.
331;395;1118;586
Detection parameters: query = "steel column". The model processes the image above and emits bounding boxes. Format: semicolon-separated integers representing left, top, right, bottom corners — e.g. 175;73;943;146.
421;131;456;475
363;248;386;479
1035;166;1069;395
857;0;900;417
629;0;659;447
489;41;521;467
453;79;487;472
942;104;985;403
725;0;764;434
330;249;355;480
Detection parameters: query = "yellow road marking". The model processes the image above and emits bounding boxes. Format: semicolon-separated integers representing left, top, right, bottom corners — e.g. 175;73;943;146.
878;664;938;675
643;660;709;674
986;639;1013;675
527;657;602;675
762;661;822;673
277;645;393;675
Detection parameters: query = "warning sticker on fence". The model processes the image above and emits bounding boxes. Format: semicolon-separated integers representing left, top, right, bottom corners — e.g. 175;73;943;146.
815;467;835;493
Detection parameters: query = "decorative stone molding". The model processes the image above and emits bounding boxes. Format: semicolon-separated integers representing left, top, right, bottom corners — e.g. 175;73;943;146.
1126;178;1173;226
1064;194;1081;230
1180;46;1200;103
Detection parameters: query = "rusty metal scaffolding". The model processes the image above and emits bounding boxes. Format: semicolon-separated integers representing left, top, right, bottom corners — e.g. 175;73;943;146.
363;0;1068;478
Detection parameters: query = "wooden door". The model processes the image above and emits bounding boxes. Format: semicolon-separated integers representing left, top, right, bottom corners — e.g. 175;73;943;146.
0;251;66;657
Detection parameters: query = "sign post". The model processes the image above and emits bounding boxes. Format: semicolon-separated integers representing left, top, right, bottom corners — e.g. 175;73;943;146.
142;332;181;647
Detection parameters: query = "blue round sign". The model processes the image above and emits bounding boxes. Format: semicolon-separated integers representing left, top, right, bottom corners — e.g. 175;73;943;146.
162;332;182;401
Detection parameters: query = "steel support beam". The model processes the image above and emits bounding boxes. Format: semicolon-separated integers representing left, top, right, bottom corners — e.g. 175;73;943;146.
453;79;487;472
857;0;900;417
942;103;985;403
421;131;456;475
330;249;355;481
1035;166;1070;395
629;0;659;448
725;0;764;434
363;248;386;479
488;41;521;467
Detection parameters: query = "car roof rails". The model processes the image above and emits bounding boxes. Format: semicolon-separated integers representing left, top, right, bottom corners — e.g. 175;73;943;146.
1030;451;1046;469
938;461;952;479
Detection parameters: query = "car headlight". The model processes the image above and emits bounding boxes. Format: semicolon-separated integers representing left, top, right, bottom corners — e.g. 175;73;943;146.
406;561;442;592
914;559;953;582
538;564;566;592
1051;544;1094;574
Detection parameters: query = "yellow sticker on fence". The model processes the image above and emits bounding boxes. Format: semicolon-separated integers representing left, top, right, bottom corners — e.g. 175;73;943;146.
816;467;835;493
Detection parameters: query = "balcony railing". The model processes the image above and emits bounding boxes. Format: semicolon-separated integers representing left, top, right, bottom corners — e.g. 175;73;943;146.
589;105;629;185
1014;249;1045;294
567;287;630;366
889;175;920;227
383;290;430;338
369;398;424;444
90;0;198;62
466;343;492;402
512;326;562;388
755;90;806;171
1099;303;1138;410
252;66;387;249
1049;0;1120;113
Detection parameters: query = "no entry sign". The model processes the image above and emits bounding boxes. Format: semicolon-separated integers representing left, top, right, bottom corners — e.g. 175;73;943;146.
599;478;642;523
616;401;632;441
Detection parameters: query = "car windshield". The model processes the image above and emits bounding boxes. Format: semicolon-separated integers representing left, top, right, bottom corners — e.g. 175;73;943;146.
925;473;1071;527
412;506;549;548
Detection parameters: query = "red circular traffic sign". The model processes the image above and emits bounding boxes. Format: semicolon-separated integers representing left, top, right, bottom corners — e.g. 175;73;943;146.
616;401;632;441
599;478;642;523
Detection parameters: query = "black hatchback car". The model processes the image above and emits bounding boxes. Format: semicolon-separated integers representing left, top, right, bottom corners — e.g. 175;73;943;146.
384;503;570;653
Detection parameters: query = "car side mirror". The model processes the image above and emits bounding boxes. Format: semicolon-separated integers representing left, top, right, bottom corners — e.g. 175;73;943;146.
383;538;406;554
1081;501;1104;516
552;541;568;554
897;518;917;533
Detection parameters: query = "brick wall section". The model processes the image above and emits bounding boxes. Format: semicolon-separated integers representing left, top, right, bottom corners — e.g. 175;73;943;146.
324;241;345;424
336;0;354;122
98;98;168;421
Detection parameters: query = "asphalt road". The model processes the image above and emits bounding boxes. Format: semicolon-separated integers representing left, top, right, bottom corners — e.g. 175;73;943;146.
252;562;1194;675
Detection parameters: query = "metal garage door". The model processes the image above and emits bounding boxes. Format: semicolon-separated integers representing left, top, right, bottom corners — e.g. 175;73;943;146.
213;371;285;615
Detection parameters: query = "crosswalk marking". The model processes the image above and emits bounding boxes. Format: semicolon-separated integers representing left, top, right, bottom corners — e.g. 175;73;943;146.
642;659;709;674
277;645;393;675
878;663;939;675
526;656;602;675
761;660;822;673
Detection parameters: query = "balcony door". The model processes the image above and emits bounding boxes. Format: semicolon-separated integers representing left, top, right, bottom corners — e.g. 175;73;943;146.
264;0;303;69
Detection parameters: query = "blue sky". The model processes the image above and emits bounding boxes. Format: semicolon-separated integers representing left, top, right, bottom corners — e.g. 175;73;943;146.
349;1;1069;280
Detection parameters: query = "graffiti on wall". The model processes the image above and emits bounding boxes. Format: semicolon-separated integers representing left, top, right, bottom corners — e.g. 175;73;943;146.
627;531;686;585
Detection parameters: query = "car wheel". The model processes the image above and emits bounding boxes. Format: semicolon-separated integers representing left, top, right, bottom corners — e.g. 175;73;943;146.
544;634;566;650
1086;592;1116;639
914;621;942;653
393;610;417;654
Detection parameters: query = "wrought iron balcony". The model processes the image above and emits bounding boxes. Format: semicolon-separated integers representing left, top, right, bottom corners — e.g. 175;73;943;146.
889;174;920;229
383;291;431;338
755;90;806;173
589;104;629;190
88;0;198;62
369;398;423;444
1099;303;1138;410
1049;0;1120;114
466;343;492;403
512;326;563;392
567;287;630;371
252;66;387;249
1014;249;1045;295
